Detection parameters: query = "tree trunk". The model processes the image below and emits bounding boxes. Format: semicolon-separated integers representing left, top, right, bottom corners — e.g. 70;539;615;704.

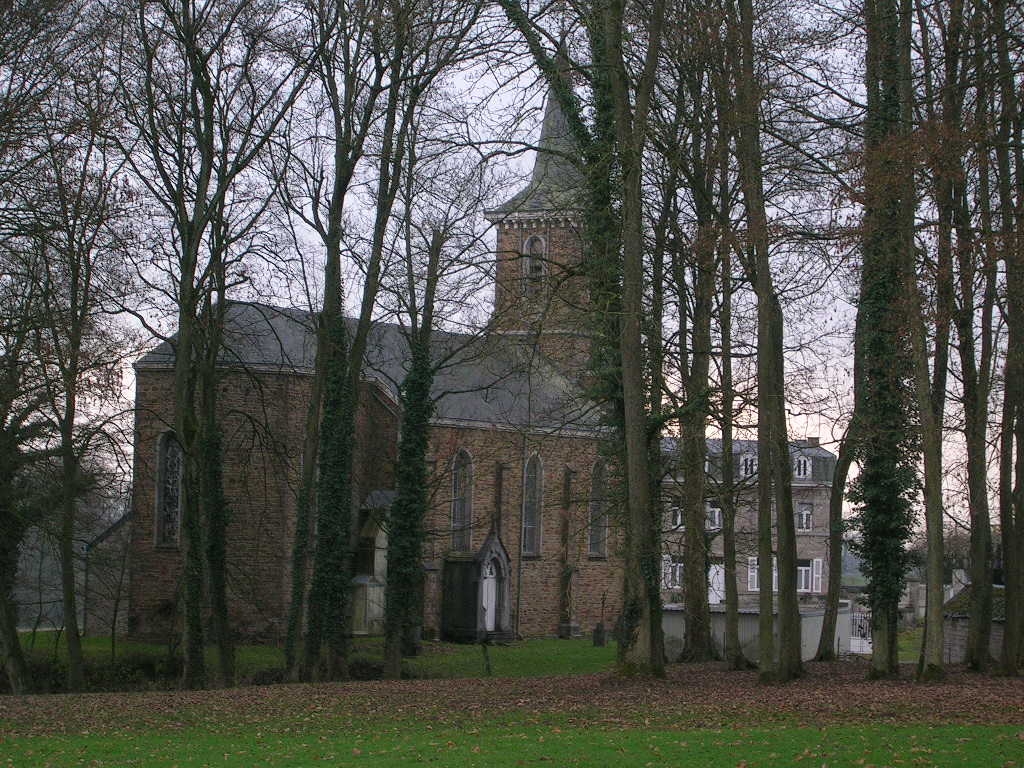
284;356;323;677
59;421;84;691
961;50;997;666
857;0;918;680
680;161;716;663
719;240;746;669
603;0;667;676
198;331;234;686
816;435;852;660
992;0;1024;676
910;294;945;680
731;0;800;681
383;341;434;679
0;517;28;693
173;276;206;689
384;229;441;679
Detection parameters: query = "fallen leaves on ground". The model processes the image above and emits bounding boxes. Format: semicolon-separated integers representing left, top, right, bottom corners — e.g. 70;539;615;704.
1;660;1021;738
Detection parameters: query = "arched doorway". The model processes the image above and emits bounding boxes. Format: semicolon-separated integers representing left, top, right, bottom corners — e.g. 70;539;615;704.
481;559;498;632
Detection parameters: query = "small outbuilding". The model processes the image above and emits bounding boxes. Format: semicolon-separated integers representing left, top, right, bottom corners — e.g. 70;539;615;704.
942;584;1005;664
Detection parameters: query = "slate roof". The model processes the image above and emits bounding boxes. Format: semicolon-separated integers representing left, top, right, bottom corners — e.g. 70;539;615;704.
136;302;600;432
661;437;836;460
486;85;585;216
944;584;1006;620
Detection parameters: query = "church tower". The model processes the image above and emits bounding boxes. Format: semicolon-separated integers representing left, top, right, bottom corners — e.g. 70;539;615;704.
484;87;590;375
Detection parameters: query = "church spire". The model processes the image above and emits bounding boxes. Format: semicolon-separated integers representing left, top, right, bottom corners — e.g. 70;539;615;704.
488;64;583;217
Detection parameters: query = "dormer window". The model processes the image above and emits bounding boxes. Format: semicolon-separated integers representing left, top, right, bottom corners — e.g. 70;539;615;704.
522;236;546;296
794;455;811;479
741;452;757;477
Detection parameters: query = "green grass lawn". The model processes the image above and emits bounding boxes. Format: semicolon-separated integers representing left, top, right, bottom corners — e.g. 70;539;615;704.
898;626;924;663
4;720;1020;767
18;632;618;689
9;634;1022;766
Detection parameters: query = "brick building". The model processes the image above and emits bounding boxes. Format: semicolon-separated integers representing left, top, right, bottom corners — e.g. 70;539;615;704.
127;88;623;643
660;438;837;607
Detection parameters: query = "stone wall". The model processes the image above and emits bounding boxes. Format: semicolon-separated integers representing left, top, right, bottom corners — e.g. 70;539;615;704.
129;367;399;642
943;616;1004;665
422;424;621;638
491;217;592;374
130;365;618;643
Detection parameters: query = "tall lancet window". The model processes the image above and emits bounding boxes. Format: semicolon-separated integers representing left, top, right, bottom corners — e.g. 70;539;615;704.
588;461;608;557
522;236;546;296
522;454;542;555
451;450;473;551
156;432;183;546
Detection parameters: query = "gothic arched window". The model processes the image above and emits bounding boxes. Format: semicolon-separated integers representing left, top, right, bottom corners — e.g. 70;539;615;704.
156;432;183;546
588;461;608;557
522;236;546;296
452;450;473;551
522;454;542;555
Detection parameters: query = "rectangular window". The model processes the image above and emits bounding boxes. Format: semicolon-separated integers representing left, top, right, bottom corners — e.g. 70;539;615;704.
705;502;723;530
797;559;813;592
669;505;683;530
588;463;608;557
796;503;813;531
663;555;684;589
748;556;778;592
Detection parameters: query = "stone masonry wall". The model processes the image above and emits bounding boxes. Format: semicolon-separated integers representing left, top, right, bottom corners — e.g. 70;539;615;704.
129;367;399;642
422;424;621;638
131;364;618;643
491;218;592;374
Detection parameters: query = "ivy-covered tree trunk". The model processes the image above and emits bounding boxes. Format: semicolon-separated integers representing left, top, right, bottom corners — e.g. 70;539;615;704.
0;486;29;693
303;312;357;681
383;341;434;679
172;274;206;690
383;224;442;679
197;368;234;685
284;349;324;678
498;0;666;675
853;0;918;681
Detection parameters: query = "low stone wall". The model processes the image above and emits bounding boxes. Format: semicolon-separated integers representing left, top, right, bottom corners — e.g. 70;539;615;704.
662;602;851;662
943;615;1004;664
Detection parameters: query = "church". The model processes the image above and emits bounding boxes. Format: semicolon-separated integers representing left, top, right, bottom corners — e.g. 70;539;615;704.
127;89;622;644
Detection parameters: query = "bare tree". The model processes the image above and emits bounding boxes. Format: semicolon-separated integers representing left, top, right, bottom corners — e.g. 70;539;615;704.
113;0;312;687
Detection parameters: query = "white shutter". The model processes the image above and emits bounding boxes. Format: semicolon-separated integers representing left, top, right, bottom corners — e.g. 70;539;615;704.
748;557;758;591
813;558;823;593
662;555;672;589
772;556;778;591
